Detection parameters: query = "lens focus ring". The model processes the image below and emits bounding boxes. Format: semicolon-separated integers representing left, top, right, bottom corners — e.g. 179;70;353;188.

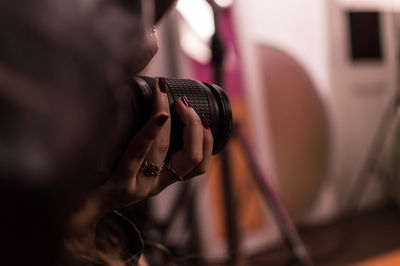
134;76;232;155
164;78;212;127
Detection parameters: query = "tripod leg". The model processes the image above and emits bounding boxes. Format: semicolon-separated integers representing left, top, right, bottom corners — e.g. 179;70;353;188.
234;124;313;266
220;146;246;265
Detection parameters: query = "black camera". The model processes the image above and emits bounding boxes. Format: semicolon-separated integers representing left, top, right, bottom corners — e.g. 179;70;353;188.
128;76;232;158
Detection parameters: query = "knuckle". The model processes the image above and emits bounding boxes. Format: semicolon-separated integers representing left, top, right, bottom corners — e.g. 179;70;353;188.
188;115;202;126
205;131;214;145
157;143;170;154
188;152;202;165
130;146;147;159
130;181;152;199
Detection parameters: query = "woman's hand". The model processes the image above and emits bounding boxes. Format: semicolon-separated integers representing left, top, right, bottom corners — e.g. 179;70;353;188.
66;78;213;261
70;78;213;230
100;78;213;211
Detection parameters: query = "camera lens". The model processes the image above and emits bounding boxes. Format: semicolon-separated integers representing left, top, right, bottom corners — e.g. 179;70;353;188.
128;76;232;158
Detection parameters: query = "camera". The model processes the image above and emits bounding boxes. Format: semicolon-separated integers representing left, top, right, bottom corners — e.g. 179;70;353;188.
128;76;232;158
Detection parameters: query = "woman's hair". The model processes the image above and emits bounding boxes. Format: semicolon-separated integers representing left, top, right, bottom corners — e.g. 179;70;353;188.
61;211;144;266
0;0;177;265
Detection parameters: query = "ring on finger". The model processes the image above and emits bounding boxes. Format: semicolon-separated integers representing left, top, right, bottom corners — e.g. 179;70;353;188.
165;162;183;181
140;160;163;177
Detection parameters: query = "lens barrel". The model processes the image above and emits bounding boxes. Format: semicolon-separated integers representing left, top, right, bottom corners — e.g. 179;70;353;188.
128;76;232;158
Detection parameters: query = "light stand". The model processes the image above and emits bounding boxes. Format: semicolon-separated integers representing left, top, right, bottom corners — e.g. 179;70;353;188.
346;12;400;211
208;2;313;265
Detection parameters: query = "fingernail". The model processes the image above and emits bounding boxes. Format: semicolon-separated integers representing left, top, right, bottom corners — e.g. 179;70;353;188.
156;114;169;127
181;96;191;107
159;77;167;93
201;114;210;129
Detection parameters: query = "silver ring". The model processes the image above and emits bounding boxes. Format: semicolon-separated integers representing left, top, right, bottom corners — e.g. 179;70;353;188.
165;162;183;181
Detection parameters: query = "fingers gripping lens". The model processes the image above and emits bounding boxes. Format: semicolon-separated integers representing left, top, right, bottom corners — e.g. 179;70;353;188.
128;76;232;158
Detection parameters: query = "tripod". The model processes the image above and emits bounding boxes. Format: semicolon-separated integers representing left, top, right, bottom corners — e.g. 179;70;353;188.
208;3;313;265
131;3;314;265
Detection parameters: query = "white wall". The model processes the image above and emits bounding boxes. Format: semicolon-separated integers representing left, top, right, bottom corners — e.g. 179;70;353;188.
233;0;399;226
313;1;399;218
147;0;399;258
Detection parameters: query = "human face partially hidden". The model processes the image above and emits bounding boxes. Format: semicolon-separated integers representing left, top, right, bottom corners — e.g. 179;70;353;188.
124;0;176;74
126;24;159;75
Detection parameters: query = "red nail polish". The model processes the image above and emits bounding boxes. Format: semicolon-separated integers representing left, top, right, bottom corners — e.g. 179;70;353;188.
159;77;167;93
201;114;210;129
181;96;191;107
156;114;168;127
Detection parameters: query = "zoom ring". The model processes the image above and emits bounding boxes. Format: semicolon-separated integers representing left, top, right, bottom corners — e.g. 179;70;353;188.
166;78;212;127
